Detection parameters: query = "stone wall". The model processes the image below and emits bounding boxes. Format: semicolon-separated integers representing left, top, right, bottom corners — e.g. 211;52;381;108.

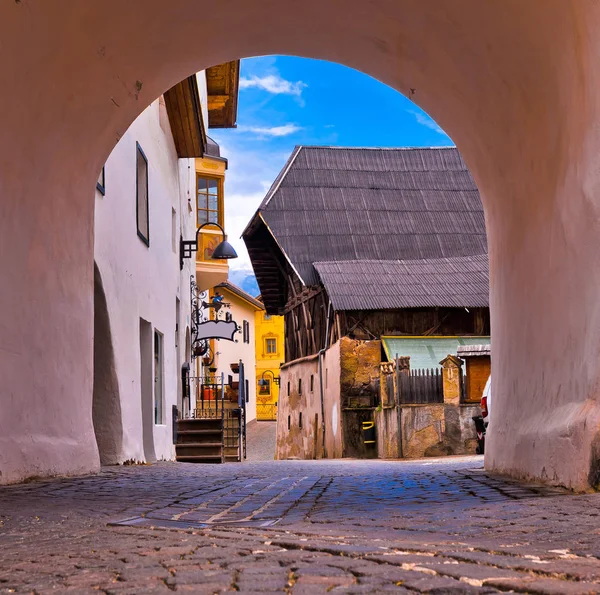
339;337;381;407
375;407;401;459
276;355;321;460
400;404;479;458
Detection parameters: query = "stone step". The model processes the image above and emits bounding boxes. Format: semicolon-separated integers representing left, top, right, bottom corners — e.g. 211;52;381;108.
175;454;223;464
176;444;222;459
177;429;222;445
178;419;222;432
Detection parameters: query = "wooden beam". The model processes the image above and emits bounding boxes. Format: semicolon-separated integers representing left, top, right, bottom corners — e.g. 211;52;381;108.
284;286;323;313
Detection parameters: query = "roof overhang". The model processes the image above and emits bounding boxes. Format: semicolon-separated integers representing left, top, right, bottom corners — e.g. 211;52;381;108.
217;281;264;310
206;61;240;128
242;214;299;315
163;75;207;158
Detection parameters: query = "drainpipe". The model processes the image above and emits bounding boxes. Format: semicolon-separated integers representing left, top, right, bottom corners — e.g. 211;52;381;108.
317;300;332;458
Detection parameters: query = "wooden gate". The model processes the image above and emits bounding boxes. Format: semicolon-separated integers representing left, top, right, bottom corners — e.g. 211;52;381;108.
399;368;444;404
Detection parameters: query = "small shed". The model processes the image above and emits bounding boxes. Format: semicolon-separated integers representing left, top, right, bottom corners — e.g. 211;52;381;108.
457;344;491;403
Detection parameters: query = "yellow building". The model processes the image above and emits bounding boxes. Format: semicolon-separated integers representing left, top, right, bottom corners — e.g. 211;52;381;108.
194;61;239;292
254;308;285;421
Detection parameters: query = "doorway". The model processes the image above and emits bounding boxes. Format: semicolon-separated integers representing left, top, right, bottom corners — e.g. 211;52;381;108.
139;318;156;462
154;329;164;425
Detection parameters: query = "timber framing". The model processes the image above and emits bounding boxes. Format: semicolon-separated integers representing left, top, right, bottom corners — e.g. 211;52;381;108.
284;287;323;314
163;75;206;158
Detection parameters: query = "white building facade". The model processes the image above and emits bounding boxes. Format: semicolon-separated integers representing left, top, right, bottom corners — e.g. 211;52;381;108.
208;282;263;424
93;65;240;464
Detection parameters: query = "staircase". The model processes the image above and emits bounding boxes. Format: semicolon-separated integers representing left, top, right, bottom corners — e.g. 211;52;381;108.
176;402;244;464
176;418;224;463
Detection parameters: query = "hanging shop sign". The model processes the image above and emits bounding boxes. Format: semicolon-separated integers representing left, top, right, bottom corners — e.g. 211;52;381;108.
195;319;239;342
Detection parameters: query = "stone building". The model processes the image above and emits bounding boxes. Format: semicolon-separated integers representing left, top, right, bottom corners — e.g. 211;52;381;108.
243;146;490;460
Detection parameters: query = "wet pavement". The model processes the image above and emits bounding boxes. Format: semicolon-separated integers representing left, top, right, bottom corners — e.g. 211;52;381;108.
1;456;600;593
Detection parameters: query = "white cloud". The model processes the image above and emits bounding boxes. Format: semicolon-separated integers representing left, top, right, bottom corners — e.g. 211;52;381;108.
209;136;290;271
237;124;302;138
239;74;307;96
407;109;447;136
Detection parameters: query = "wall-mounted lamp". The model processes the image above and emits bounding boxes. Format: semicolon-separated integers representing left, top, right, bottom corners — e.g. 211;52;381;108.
180;221;238;270
258;369;280;387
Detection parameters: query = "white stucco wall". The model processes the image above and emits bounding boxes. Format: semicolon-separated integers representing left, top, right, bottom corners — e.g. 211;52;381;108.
94;98;196;463
211;289;260;424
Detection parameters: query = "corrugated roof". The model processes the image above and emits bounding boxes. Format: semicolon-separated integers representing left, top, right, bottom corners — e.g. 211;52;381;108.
457;344;491;357
314;254;489;311
382;336;491;370
248;146;487;288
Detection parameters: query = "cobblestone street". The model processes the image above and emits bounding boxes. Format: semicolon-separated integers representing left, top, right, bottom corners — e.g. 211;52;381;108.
2;456;600;593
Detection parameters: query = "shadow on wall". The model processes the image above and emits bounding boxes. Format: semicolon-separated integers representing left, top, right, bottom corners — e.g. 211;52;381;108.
92;263;123;465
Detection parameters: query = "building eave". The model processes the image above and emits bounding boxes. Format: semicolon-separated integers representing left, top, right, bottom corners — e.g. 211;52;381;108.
206;61;240;129
217;281;264;310
163;75;207;158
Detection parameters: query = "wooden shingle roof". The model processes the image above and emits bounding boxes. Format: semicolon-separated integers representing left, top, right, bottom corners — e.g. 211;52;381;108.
314;254;489;311
243;146;488;312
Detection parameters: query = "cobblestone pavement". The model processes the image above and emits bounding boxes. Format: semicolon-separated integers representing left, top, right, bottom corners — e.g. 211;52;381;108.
245;421;277;462
2;456;600;593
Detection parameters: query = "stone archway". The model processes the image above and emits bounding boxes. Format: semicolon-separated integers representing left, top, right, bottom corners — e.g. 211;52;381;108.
92;263;123;465
1;1;600;488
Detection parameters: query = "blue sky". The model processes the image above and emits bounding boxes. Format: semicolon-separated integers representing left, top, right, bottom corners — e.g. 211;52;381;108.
210;55;453;274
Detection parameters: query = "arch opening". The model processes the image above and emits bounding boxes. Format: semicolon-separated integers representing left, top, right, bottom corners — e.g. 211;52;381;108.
1;1;599;488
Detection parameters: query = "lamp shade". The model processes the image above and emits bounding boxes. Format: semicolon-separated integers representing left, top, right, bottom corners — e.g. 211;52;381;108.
211;240;238;260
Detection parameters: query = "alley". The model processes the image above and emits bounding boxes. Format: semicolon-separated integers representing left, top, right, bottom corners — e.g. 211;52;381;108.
1;457;600;594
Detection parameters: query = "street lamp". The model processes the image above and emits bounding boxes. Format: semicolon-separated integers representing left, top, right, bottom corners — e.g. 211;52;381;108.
258;369;280;388
180;221;238;270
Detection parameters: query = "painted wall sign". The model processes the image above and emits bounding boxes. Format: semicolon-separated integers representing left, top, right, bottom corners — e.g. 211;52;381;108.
195;319;239;341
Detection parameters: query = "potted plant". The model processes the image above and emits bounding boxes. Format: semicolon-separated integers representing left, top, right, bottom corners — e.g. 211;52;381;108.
230;362;240;374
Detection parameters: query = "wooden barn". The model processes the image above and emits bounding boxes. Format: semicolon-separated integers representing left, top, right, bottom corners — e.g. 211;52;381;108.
242;146;491;460
243;146;490;366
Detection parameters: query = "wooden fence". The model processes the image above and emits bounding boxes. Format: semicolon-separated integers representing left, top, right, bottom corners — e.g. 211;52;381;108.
399;368;444;404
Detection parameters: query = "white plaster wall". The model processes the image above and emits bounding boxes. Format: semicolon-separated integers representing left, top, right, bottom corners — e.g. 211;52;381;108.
196;72;209;132
3;1;600;488
212;292;259;423
323;342;343;459
94;99;196;463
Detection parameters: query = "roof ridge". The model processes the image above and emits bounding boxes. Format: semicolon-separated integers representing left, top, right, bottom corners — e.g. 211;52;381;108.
297;145;457;151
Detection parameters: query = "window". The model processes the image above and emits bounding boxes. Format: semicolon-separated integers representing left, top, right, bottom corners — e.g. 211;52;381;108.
310;374;314;392
264;314;272;321
243;320;250;344
245;379;250;403
298;379;302;395
136;143;149;245
197;175;221;226
97;166;105;195
288;415;291;431
299;412;303;429
266;338;277;354
259;378;271;396
287;381;290;396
